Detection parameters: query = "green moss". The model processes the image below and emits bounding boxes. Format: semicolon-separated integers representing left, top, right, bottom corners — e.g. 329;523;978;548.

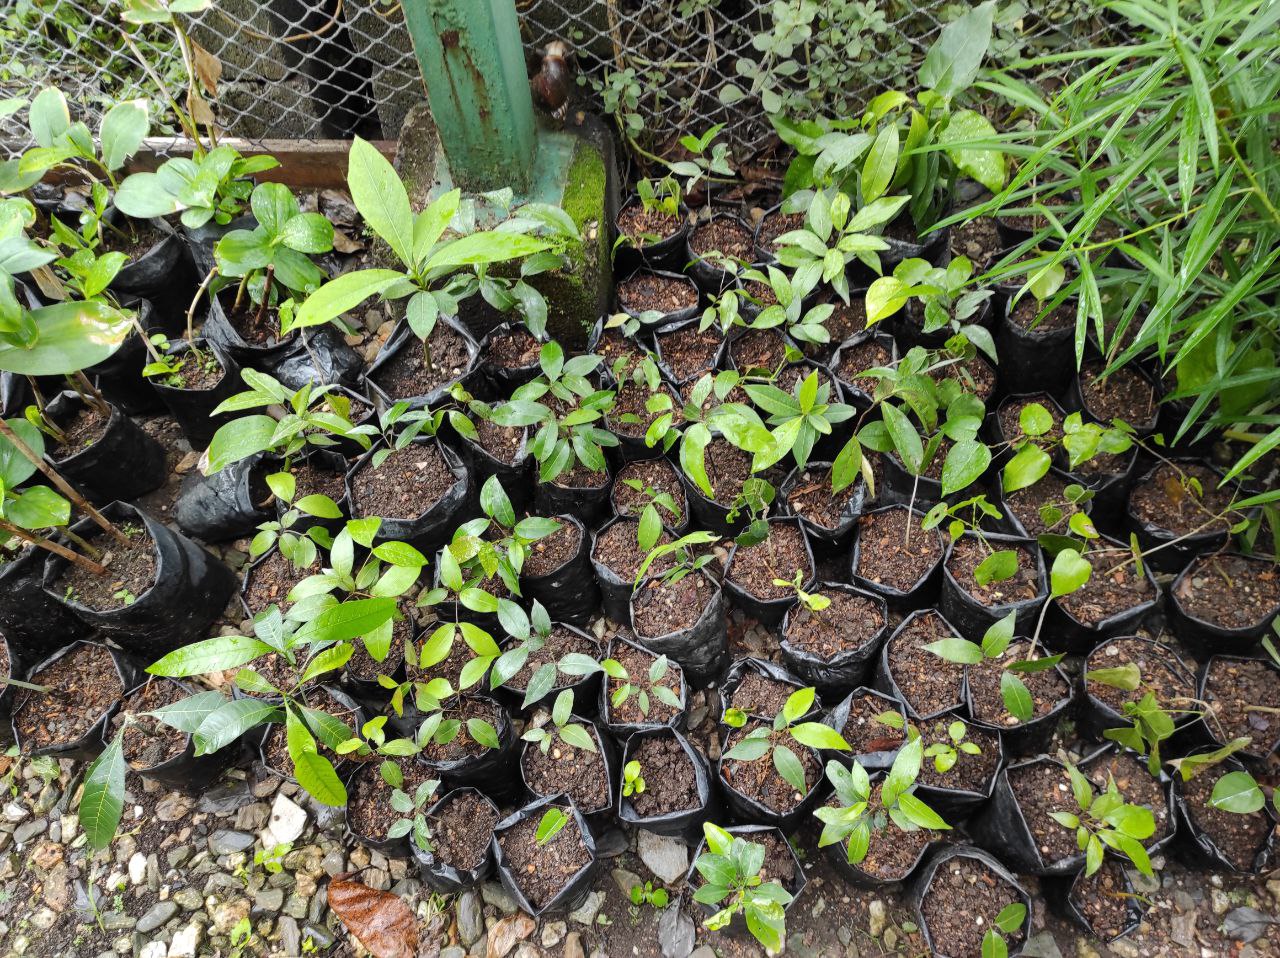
562;140;606;229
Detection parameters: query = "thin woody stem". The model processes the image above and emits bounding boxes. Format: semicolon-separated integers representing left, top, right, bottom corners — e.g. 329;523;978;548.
0;419;130;547
0;519;108;575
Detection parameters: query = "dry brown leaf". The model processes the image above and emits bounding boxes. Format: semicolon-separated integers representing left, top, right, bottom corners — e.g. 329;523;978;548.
190;39;223;98
29;264;67;301
332;227;365;254
327;874;418;958
186;89;216;128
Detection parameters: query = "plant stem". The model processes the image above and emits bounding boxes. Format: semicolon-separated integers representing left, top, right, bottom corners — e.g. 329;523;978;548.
0;519;108;575
254;266;275;332
187;266;219;345
0;419;130;548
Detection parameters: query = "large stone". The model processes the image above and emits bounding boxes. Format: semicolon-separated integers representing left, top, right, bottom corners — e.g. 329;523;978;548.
137;901;179;934
568;890;604;926
637;831;688;885
457;891;484;946
168;922;203;958
262;794;307;847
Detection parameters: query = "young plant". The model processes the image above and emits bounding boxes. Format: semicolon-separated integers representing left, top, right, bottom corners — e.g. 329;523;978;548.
487;599;570;708
247;470;343;569
629;881;669;909
1084;663;1180;777
774;191;907;304
1001;406;1132;496
814;736;950;866
918;719;982;774
634;530;719;587
621;476;683;549
734;265;836;348
865;256;996;362
982;903;1029;958
622;759;646;798
668;125;735;200
385;773;442;852
564;651;681;721
115;145;281;229
12;86;149;193
741;369;858;476
692;822;793;955
535;806;569;846
722;686;851;797
521;688;598;755
922;494;1020;588
772;571;829;613
1049;763;1157;877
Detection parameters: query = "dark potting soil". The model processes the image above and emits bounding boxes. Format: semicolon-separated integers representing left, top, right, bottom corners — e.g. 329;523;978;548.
950;215;1002;264
13;644;122;750
1174;553;1280;628
51;405;109;460
854;507;944;593
243;650;311;698
264;688;362;770
1079;360;1157;427
632;572;716;637
727;523;810;601
656;324;721;381
1182;765;1273;871
345;636;405;682
947;538;1041;606
757;210;804;254
1074;448;1131;479
521;725;609;812
244;549;324;617
473;417;525;464
701;437;755;504
547;461;609;491
521;521;580;578
502;627;596;692
998;394;1064;448
836;339;892;397
920;854;1027;958
1202;657;1280;752
350;442;457;520
58;525;157;611
915;719;1000;794
419;697;504;764
617;272;698;315
840;694;907;755
348;761;434;840
606;642;682;726
607;381;682;438
593;519;673;586
104;219;166;259
485;327;541;369
937;354;997;403
497;810;591;910
1086;637;1194;717
689;218;753;260
1071;858;1135;941
740;278;778;309
1008;296;1074;333
830;787;936;880
113;680;187;770
786;465;859;530
626;733;698;817
773;362;833;399
819;300;869;354
731;328;790;372
722;721;819;811
1007;761;1089;865
1128;462;1236;536
429;790;499;869
967;640;1069;726
286;459;348;505
728;672;800;720
887;613;966;717
617;205;681;244
1004;472;1082;538
613;458;687;523
373;324;473;398
407;629;473;694
1057;553;1153;626
592;329;644;378
224;296;287;346
784;590;884;659
167;347;224;390
1083;750;1172;843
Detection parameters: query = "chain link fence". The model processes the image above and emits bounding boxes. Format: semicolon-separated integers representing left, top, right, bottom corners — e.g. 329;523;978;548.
1;0;1124;161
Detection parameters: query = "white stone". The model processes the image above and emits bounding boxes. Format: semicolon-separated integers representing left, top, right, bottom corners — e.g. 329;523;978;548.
168;923;203;958
261;794;307;848
128;852;148;886
637;831;688;885
140;943;167;958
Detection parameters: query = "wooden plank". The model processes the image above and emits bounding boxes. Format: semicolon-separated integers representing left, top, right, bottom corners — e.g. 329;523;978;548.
121;137;395;189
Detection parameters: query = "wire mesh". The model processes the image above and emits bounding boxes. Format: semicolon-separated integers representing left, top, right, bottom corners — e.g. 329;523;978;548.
0;0;1124;161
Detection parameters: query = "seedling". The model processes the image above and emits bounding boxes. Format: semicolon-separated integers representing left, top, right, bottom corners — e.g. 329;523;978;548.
866;255;996;362
486;600;568;709
1084;664;1186;776
922;494;1020;587
385;774;443;852
774;190;905;304
692;822;793;955
535;807;569;846
521;689;599;755
629;881;669;908
1165;739;1279;817
981;903;1029;958
561;652;682;719
918;720;981;774
1048;763;1156;876
722;687;851;797
622;760;646;797
774;570;830;613
1001;406;1132;496
814;737;950;866
634;530;719;587
621;477;683;552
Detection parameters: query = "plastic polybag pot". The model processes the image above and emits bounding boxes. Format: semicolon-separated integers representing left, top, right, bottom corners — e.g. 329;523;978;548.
719;657;810;725
779;461;866;554
830;330;898;411
685;823;809;933
615;269;702;331
346;437;472;556
0;545;90;660
45;392;166;506
520;515;599;627
257;685;368;784
872;610;967;721
686;213;753;294
849;505;945;612
891;294;993;353
881;214;949;270
722;517;816;627
411;787;499;893
911;711;1005;820
963;657;1075;756
85;300;165;415
205;294;361;390
108;213;198;332
680;468;746;537
994;295;1075;396
780;584;890;699
1172;755;1278;874
821;687;906;772
1065;363;1161;436
1043;861;1144;943
343;762;421;859
11;640;142;761
174;452;274;542
818;770;939;888
533;469;613;529
1196;655;1280;761
418;694;520;802
275;448;351;537
939;532;1048;637
43;502;237;660
498;623;602;718
617;727;713;839
492;794;598;918
909;844;1031;958
1077;637;1202;743
715;726;825;830
629;571;727;688
444;422;531;516
363;318;479;410
598;632;689;739
613;196;690;274
1167;553;1280;653
1042;537;1161;653
589;516;647;624
152;337;244;450
519;716;617;823
122;677;235;790
652;315;726;384
1125;460;1237;573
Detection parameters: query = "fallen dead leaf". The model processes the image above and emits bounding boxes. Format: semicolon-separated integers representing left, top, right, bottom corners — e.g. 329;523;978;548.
332;227;365;253
486;914;536;958
327;874;418;958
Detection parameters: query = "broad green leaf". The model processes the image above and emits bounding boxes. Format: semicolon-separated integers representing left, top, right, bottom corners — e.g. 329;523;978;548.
1209;771;1265;814
0;301;130;376
148;634;273;676
940;109;1006;193
288;269;405;332
79;736;125;849
1050;548;1091;598
347;136;413;267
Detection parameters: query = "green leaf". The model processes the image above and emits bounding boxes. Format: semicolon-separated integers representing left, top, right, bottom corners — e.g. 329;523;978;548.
940;109;1006;192
206;415;278;474
772;744;809;795
347;136;414;268
973;549;1018;587
861;124;899;205
0;419;43;487
294;597;397;644
194;699;282;755
919;0;996;100
1001;444;1051;494
289;269;405;332
782;686;816;724
865;276;910;325
412;189;461;269
922;638;984;664
28;87;69;148
980;612;1016;658
0;301;131;377
148;634;273;677
790;722;851;751
941;439;990;496
994;902;1026;934
1000;672;1033;722
558;723;598;753
79;736;126;849
896;792;950;830
1050;549;1091;598
881;403;924;474
981;929;1008;958
99;99;149;172
1209;771;1265;814
5;485;70;530
1085;663;1141;692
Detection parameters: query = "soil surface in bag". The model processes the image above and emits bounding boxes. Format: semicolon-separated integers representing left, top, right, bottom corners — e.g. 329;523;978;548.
12;643;123;752
496;811;592;911
623;733;700;818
